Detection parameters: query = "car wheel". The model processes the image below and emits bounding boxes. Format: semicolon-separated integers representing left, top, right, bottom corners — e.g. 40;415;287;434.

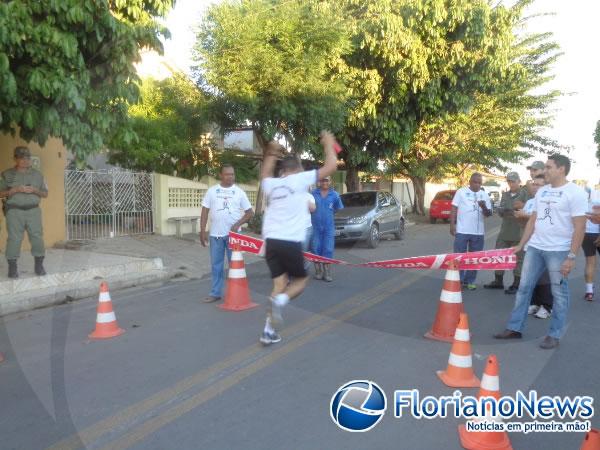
394;219;404;240
430;217;436;224
367;223;380;248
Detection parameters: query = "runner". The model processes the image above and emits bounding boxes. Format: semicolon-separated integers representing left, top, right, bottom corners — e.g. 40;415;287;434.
259;131;338;345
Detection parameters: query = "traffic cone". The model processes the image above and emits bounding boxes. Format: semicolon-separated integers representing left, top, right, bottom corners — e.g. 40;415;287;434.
437;313;480;388
581;429;600;450
458;354;513;450
219;244;258;311
89;282;125;340
425;260;464;342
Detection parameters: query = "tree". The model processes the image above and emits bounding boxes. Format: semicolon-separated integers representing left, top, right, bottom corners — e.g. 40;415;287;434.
595;120;600;165
0;0;174;157
194;0;349;152
382;3;562;213
109;74;217;179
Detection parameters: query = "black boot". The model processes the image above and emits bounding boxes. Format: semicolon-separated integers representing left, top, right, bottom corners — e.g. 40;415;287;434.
34;256;46;276
8;260;18;279
505;276;520;295
484;274;504;289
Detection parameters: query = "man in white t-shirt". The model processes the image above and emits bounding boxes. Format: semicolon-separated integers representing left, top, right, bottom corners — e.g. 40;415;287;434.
581;188;600;300
200;165;254;303
259;131;338;345
450;173;493;290
494;154;587;349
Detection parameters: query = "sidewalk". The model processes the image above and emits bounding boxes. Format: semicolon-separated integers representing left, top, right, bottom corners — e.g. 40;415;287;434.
0;233;263;317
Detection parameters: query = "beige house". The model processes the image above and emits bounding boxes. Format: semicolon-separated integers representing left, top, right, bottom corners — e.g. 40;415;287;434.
0;133;67;252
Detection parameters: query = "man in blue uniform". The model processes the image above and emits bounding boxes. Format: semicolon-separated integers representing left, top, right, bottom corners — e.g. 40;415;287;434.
311;176;343;282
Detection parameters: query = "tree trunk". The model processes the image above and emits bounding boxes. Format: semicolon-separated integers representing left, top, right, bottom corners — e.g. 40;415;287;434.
254;132;268;216
410;176;426;215
345;165;360;192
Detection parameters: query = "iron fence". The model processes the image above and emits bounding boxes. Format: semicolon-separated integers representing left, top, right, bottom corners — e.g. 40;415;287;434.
65;170;154;240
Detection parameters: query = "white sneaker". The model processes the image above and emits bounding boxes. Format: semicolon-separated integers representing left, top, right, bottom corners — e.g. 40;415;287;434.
535;306;550;319
528;305;540;315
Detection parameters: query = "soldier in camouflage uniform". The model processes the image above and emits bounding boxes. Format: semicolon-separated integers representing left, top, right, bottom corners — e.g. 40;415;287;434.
0;146;48;278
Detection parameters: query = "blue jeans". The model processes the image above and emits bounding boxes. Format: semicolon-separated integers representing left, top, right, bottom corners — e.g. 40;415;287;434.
453;233;485;284
209;236;232;298
506;247;570;339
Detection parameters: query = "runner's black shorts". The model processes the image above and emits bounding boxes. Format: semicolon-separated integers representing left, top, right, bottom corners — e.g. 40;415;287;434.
582;233;600;257
265;238;307;279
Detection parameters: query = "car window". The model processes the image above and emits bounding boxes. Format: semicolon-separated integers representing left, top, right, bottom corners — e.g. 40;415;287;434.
434;191;455;201
377;192;387;206
340;192;376;207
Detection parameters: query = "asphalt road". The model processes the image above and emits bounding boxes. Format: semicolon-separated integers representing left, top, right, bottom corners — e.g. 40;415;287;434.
1;217;598;450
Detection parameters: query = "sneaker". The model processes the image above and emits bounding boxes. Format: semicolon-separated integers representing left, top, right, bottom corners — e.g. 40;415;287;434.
260;330;282;346
535;306;550;319
493;329;522;339
466;284;477;291
539;336;559;350
203;295;221;303
528;305;540;315
584;292;594;302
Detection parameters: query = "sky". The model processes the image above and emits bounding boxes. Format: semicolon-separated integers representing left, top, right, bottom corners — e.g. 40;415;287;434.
161;0;600;185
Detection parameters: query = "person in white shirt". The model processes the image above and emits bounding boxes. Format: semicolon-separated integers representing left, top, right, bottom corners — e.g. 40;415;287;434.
200;165;254;303
581;187;600;300
259;131;337;345
495;154;587;349
450;173;493;290
514;174;553;319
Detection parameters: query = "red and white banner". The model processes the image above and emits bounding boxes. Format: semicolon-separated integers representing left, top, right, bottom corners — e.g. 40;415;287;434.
228;232;516;271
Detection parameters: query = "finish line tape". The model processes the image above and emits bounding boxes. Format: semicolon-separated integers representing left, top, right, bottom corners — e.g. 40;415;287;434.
228;232;516;271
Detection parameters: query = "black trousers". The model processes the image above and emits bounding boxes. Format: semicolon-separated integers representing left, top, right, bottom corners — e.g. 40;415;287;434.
530;270;553;310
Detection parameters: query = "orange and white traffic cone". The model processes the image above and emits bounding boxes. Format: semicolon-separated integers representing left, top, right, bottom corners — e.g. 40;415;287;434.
437;313;480;388
219;244;258;312
458;354;513;450
425;259;464;342
89;282;125;340
581;429;600;450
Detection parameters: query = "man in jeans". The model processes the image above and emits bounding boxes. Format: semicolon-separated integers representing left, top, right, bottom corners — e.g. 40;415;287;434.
450;173;493;290
200;165;254;303
494;154;587;349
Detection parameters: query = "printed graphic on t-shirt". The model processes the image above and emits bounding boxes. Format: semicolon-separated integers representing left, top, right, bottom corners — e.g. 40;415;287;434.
215;188;235;215
537;191;564;225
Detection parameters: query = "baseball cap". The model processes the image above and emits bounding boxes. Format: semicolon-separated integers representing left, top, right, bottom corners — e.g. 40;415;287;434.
14;146;31;158
526;161;545;170
506;172;520;182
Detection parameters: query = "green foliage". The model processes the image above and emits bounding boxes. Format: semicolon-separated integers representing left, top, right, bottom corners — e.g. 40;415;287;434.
194;0;350;154
595;120;600;165
209;150;259;184
109;74;216;179
0;0;174;156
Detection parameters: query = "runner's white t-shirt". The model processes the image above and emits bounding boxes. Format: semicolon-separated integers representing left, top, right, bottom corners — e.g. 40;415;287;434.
452;187;492;235
201;184;252;237
585;190;600;234
528;182;587;251
262;170;318;242
304;192;316;229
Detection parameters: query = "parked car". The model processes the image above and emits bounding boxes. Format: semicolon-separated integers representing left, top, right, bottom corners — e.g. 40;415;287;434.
487;190;501;209
429;190;456;223
334;191;404;248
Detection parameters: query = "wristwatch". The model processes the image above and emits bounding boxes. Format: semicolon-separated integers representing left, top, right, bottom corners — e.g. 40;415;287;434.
567;252;576;260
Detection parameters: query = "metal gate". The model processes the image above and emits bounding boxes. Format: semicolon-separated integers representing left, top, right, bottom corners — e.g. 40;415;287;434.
65;170;154;240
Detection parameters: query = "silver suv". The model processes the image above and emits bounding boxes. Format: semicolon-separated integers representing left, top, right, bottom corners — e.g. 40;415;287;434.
334;191;404;248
